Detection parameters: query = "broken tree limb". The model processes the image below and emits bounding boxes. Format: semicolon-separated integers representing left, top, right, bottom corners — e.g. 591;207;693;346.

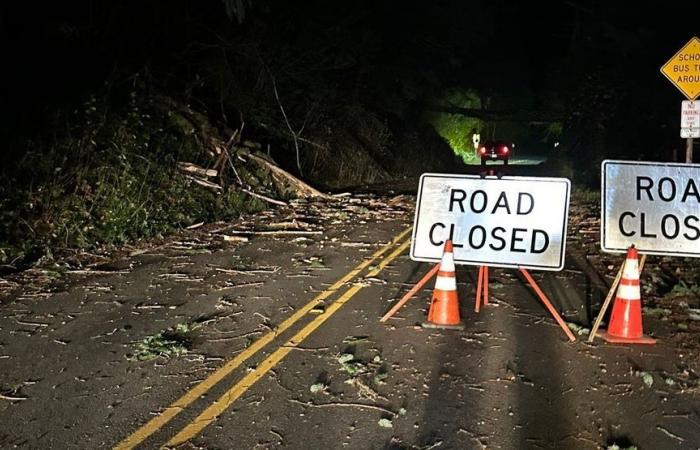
185;175;223;191
177;162;218;178
224;229;322;236
247;153;331;199
0;393;27;401
239;187;287;206
222;235;249;243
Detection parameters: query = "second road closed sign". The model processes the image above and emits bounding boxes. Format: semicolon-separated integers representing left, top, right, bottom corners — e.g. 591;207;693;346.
602;160;700;256
411;173;570;271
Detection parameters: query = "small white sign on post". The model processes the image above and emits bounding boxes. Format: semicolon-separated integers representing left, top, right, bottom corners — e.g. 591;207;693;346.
681;100;700;138
681;128;700;138
410;173;570;271
602;160;700;256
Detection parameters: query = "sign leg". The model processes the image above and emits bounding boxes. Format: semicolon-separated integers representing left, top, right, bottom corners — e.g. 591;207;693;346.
380;264;439;322
588;260;624;342
483;266;489;305
475;266;484;313
687;137;694;163
519;268;576;342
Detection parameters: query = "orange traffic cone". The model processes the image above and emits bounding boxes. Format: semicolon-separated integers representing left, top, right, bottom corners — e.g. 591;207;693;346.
422;240;464;330
601;247;656;344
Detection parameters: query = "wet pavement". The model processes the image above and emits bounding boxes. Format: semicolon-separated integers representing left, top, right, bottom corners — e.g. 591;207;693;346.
1;193;699;449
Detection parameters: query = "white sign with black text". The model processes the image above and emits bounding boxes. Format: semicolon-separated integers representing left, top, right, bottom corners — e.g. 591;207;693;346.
602;160;700;256
410;173;570;271
681;100;700;138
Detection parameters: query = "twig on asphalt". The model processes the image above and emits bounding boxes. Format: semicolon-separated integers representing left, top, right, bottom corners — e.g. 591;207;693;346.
214;266;280;275
288;398;397;416
15;320;49;327
269;429;284;442
657;425;685;442
0;393;28;401
224;229;323;236
66;269;130;275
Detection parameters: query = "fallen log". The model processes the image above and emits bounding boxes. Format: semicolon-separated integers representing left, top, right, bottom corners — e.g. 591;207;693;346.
246;153;331;200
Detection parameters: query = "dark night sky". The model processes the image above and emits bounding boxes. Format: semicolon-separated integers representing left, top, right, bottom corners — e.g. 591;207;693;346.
1;1;699;156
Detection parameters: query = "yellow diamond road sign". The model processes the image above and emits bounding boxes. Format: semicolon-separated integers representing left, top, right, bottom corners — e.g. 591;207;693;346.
661;36;700;100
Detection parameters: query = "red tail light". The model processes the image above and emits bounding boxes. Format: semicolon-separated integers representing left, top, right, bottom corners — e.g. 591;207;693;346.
479;147;486;154
502;146;509;153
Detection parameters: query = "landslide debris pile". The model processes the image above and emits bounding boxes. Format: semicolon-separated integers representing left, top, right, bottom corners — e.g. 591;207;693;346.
0;91;324;271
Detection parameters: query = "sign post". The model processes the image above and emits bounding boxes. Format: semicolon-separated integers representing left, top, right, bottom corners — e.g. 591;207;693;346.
661;36;700;163
681;100;700;138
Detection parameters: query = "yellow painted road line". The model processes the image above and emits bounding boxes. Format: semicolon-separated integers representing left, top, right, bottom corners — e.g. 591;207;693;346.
114;227;411;450
165;239;411;447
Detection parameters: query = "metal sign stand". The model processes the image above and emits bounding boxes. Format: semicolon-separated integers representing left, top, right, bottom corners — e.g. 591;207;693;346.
388;171;574;340
474;266;489;312
474;265;576;342
379;264;439;322
381;263;576;342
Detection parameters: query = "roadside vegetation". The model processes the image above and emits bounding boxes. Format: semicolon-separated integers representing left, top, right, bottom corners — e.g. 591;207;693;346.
0;87;265;270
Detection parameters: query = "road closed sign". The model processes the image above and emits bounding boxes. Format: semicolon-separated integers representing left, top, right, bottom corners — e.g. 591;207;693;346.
602;160;700;256
410;174;570;270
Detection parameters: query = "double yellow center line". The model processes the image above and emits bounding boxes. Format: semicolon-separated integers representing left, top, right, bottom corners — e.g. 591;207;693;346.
115;227;411;449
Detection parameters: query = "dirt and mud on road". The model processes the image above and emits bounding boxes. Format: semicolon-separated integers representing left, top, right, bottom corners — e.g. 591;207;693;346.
1;192;699;449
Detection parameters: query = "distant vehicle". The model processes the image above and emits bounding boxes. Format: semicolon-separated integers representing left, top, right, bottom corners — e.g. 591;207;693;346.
478;140;512;165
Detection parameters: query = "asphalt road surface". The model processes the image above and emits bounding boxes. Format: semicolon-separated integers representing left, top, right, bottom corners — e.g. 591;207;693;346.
1;181;699;449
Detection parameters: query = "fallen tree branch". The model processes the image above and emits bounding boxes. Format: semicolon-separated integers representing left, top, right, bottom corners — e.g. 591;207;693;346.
225;229;322;236
0;393;27;401
222;235;249;243
247;153;330;199
239;187;287;206
177;162;218;178
185;175;223;191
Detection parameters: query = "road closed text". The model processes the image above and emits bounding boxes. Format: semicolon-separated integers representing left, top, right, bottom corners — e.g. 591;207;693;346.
603;161;700;256
616;176;700;240
411;174;570;271
427;190;550;254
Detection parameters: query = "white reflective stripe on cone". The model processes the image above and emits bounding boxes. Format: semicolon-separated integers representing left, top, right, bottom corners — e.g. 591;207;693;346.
622;260;639;280
440;252;455;272
435;275;457;291
617;283;640;301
